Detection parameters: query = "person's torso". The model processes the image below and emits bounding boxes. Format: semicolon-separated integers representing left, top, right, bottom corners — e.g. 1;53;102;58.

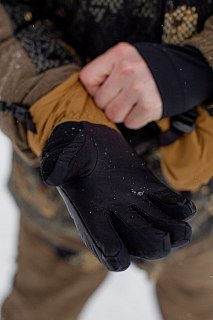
7;0;213;249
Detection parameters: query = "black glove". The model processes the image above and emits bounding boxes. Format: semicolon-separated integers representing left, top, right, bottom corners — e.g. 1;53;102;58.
41;122;196;271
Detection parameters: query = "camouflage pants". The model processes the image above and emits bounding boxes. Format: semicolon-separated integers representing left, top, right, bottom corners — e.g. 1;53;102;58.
1;152;213;320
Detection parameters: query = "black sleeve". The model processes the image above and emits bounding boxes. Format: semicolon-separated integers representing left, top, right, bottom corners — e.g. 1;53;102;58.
133;42;213;118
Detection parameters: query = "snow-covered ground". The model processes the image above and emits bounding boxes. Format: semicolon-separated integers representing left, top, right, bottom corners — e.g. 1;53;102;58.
0;131;162;320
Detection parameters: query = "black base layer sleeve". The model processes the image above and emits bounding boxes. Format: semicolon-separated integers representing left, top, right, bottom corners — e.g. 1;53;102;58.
133;42;213;118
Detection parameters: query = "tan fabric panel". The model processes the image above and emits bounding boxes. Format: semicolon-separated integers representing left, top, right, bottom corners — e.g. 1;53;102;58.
157;107;213;191
28;72;118;157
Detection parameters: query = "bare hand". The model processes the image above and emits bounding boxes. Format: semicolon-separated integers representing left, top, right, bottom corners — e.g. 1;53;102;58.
80;42;163;129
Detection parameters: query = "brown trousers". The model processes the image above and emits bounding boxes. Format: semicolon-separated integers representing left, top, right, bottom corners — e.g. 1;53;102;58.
1;215;107;320
2;214;213;320
157;234;213;320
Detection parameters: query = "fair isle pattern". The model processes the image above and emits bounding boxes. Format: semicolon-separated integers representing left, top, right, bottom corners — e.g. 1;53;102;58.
16;20;76;73
77;0;158;24
162;5;198;44
132;0;158;19
87;0;124;22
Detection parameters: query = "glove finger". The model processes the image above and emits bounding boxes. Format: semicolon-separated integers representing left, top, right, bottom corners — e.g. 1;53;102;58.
109;209;171;260
58;187;130;271
149;189;196;221
133;198;192;247
141;168;196;220
81;213;130;272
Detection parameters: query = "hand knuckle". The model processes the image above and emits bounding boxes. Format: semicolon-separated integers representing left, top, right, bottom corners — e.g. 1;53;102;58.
106;108;116;122
119;61;136;76
142;104;150;112
142;104;154;114
129;84;141;95
125;119;136;128
140;58;148;69
107;112;117;122
79;70;88;84
94;93;103;107
114;42;130;56
106;106;121;123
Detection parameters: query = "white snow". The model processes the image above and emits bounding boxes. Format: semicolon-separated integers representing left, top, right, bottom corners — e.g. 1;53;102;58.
0;131;162;320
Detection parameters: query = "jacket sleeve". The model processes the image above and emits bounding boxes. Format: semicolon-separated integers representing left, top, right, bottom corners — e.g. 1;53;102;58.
133;42;213;118
0;1;81;166
133;14;213;118
184;15;213;116
184;15;213;69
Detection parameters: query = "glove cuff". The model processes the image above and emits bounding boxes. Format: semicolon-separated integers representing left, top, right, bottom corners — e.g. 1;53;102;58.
27;72;118;157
